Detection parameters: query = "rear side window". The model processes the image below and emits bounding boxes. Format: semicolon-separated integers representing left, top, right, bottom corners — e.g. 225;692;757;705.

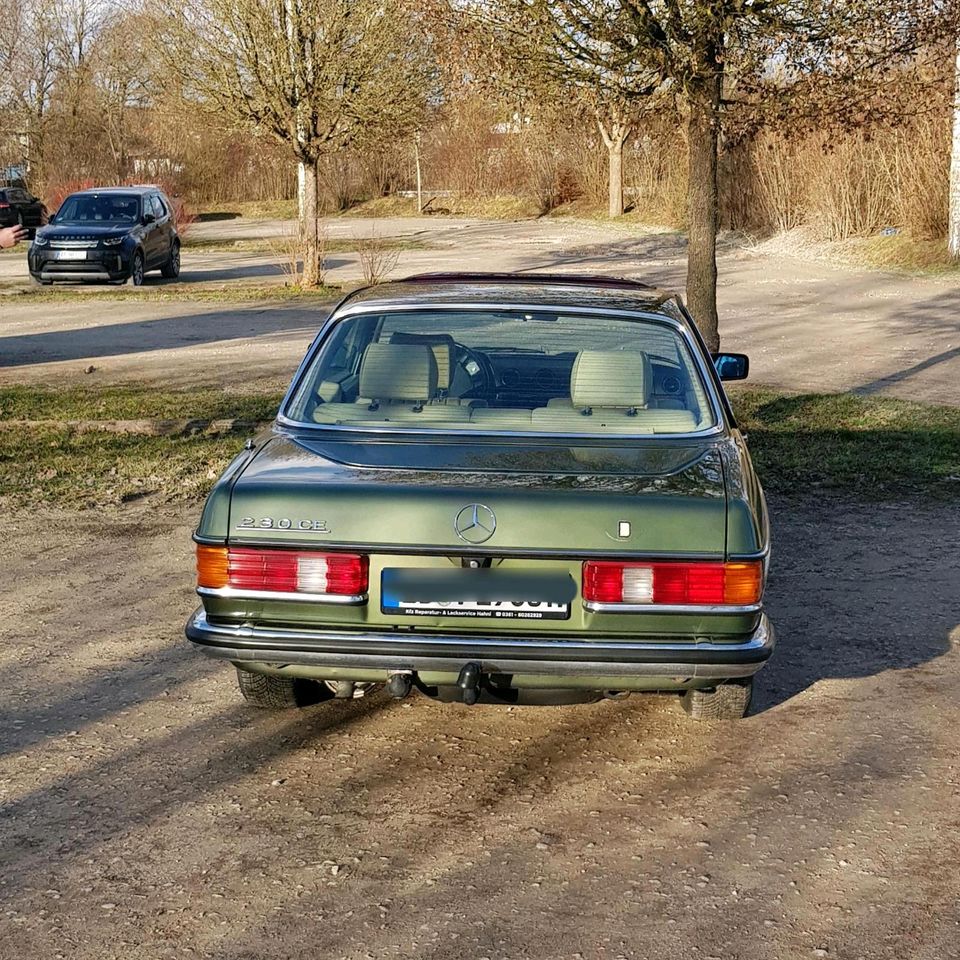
285;308;718;437
151;195;168;218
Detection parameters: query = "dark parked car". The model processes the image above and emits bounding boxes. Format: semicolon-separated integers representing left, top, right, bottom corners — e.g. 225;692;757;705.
186;273;772;720
0;186;46;235
28;185;180;285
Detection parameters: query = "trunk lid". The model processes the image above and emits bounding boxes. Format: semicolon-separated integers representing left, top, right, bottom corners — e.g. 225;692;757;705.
227;433;728;556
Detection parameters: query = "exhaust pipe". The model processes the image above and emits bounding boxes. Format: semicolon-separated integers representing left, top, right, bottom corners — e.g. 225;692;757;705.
386;671;413;699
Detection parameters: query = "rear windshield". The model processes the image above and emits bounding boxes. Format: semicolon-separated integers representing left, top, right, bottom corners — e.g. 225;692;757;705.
285;308;718;436
54;193;140;223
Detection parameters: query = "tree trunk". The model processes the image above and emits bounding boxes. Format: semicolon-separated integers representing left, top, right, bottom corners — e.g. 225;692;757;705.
300;160;321;287
686;70;722;352
949;38;960;258
598;119;630;218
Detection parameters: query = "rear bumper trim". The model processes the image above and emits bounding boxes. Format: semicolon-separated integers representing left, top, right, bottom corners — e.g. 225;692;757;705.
185;609;774;680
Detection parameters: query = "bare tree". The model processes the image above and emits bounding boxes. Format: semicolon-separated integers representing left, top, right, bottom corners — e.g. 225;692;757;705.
465;0;960;350
161;0;433;286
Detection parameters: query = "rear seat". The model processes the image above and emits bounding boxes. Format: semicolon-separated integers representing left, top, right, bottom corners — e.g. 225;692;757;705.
531;350;700;433
313;343;471;424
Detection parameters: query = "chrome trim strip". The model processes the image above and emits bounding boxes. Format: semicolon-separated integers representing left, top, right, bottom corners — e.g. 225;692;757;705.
583;601;763;615
186;610;774;679
197;587;367;605
277;303;729;441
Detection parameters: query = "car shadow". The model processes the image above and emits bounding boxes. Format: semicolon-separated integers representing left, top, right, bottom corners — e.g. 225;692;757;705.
755;493;959;712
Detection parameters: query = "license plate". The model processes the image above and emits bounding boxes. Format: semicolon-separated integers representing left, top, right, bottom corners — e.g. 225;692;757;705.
381;568;573;620
56;249;87;260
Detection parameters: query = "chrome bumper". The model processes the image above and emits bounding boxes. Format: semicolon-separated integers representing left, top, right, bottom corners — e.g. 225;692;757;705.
185;609;775;680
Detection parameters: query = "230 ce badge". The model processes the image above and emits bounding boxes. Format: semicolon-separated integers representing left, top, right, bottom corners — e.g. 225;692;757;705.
235;517;331;532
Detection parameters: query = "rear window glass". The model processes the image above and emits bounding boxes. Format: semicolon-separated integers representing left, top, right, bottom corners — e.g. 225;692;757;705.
285;309;717;436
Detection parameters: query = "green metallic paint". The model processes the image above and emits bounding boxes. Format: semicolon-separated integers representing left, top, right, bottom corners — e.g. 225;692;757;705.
189;281;772;696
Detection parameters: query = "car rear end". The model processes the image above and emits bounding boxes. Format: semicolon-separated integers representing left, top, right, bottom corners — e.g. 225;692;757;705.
185;285;772;712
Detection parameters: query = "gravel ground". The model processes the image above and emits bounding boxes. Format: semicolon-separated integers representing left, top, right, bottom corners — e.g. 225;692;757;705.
2;496;959;959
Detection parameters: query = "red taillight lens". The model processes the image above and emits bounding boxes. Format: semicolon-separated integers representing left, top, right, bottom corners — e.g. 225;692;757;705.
0;203;9;209
582;560;762;606
197;546;368;596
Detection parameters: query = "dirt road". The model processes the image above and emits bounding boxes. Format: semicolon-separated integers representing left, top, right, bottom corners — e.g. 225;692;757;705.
3;217;960;404
2;497;959;959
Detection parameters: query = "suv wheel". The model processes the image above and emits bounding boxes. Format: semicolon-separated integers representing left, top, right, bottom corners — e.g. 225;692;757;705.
235;667;333;710
681;678;753;720
127;250;145;286
160;240;180;279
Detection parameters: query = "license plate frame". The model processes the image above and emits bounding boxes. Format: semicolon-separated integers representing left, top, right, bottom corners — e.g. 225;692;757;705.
381;568;573;621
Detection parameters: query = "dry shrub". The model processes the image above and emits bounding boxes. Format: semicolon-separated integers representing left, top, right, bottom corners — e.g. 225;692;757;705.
627;127;688;227
357;229;400;284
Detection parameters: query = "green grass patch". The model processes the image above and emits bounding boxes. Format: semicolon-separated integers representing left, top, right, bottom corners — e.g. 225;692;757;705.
854;234;960;275
3;386;959;509
182;236;432;254
195;199;298;220
0;386;285;508
0;386;284;422
0;283;340;303
733;389;960;494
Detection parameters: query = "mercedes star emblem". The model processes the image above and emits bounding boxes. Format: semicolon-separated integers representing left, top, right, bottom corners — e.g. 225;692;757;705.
454;503;497;544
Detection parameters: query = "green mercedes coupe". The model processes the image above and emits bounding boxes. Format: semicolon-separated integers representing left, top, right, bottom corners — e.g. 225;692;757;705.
186;273;772;719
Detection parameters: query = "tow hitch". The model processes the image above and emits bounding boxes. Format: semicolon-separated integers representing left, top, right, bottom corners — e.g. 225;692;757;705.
457;662;483;705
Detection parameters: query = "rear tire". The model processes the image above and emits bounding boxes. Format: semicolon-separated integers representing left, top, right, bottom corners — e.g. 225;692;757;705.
235;667;332;710
681;678;753;720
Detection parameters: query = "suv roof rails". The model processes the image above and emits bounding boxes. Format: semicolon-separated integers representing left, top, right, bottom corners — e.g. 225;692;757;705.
400;271;657;291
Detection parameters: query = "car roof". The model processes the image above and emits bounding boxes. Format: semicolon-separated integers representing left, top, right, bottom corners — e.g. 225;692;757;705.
341;272;688;322
68;186;160;196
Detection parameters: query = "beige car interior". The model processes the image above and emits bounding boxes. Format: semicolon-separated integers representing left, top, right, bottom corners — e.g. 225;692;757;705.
310;343;706;433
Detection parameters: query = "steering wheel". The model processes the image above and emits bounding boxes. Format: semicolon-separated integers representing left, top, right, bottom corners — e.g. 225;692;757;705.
452;343;497;400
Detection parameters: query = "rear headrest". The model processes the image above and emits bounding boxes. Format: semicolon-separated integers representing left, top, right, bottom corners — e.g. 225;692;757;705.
570;350;651;409
359;343;438;401
389;332;454;390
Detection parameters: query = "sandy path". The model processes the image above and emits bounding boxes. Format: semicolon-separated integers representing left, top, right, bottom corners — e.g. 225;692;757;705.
1;217;960;403
2;497;959;958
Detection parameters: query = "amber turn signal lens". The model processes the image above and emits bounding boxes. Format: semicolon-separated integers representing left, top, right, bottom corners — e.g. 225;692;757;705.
196;545;229;589
722;562;763;605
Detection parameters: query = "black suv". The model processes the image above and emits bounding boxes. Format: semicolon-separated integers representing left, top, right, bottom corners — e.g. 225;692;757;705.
0;185;46;235
29;186;180;285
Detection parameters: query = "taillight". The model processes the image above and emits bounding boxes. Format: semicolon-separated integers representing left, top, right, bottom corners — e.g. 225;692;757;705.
196;546;368;596
582;560;762;606
0;203;9;209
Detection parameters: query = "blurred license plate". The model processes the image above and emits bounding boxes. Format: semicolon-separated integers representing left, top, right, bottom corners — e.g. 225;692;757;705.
381;568;572;620
56;250;87;260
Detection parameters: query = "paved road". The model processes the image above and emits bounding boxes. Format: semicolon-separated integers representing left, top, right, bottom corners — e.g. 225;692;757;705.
2;497;958;959
2;216;960;403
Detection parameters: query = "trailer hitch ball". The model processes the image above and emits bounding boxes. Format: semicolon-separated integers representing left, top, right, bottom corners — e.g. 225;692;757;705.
457;662;483;706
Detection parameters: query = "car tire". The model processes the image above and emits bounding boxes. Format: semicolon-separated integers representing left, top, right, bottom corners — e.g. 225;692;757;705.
160;241;181;279
681;678;752;720
235;667;332;710
127;250;145;286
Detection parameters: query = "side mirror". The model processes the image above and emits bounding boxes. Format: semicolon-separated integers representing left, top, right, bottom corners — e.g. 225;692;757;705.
142;212;156;225
712;353;749;381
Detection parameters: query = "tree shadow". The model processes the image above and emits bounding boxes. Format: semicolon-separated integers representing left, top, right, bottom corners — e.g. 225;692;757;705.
0;302;332;369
